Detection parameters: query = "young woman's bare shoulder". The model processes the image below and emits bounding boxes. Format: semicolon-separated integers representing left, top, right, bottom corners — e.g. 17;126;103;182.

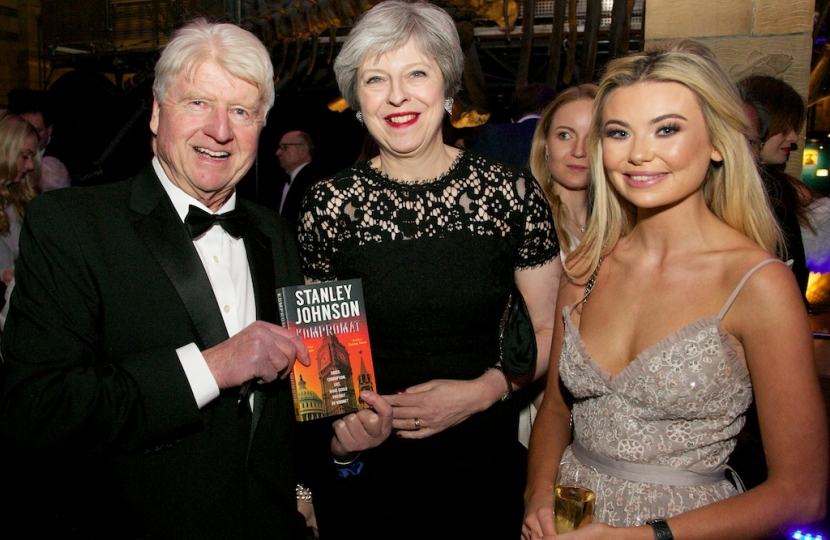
721;245;802;338
721;240;785;286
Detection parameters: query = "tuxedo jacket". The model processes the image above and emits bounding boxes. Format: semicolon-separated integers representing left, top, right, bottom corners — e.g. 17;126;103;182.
0;165;306;539
470;119;539;170
280;161;326;225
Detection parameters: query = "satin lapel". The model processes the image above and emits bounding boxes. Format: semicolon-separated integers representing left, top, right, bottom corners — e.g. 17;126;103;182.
130;169;230;349
242;210;278;444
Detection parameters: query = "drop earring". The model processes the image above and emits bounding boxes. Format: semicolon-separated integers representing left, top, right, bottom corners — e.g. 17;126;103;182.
444;98;454;115
355;111;364;125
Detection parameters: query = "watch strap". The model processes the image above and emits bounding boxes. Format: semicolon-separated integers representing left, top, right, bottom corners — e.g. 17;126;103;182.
646;518;674;540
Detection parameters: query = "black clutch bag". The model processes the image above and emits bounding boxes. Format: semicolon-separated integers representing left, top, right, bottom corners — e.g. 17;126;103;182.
499;284;537;378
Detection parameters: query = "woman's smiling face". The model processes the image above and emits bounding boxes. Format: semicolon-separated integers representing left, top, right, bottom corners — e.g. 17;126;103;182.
357;38;446;158
600;81;721;210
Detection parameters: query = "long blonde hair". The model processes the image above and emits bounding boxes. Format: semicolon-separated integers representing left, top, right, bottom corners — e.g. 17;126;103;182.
529;84;598;254
0;112;40;235
566;40;781;282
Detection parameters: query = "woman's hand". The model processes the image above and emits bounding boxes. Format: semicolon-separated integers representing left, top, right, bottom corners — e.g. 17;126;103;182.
523;491;557;539
546;523;619;540
384;371;505;439
330;391;394;457
523;517;620;540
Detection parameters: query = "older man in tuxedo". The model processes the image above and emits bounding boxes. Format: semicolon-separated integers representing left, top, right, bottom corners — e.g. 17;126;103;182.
0;19;311;539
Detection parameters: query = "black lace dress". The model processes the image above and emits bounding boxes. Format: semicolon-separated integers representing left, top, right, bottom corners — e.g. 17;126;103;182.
297;151;558;539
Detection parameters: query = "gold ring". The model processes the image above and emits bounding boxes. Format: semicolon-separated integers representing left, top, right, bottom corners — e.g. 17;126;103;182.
414;418;421;430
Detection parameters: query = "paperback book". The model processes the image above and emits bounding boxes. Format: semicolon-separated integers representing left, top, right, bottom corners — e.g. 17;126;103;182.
277;278;377;422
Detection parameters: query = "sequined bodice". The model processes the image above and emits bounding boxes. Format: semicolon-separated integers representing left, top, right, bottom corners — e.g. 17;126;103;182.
560;310;752;471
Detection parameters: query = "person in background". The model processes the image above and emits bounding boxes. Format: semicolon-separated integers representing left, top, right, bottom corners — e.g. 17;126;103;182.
8;89;70;192
524;40;827;540
518;84;597;448
0;19;311;539
297;1;561;538
0;112;39;292
738;75;810;298
276;130;323;224
739;75;830;281
530;84;598;256
471;83;557;169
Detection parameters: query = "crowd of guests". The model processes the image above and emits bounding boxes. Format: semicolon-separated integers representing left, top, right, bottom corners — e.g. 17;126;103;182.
0;1;827;539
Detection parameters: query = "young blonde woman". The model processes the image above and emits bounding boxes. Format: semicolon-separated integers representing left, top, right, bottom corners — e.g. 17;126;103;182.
0;112;39;286
519;85;598;447
524;41;827;540
531;84;598;257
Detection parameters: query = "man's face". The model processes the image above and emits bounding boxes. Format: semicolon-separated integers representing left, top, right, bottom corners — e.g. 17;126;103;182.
150;60;264;211
20;111;50;150
276;131;311;174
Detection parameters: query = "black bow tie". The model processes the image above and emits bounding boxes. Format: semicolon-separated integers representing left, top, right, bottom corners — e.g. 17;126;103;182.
184;205;247;239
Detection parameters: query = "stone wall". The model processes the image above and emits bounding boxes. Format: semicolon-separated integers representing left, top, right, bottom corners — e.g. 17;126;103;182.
644;0;815;178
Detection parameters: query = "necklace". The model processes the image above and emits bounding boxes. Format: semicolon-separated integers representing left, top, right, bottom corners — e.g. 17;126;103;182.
567;215;587;234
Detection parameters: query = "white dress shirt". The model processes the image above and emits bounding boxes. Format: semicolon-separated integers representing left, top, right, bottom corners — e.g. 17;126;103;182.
153;158;257;408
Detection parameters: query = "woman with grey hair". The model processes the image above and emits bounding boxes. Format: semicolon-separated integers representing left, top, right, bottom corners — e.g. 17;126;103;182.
297;1;561;537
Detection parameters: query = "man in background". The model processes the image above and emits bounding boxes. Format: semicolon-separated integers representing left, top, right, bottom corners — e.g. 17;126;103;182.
276;130;323;224
470;84;556;169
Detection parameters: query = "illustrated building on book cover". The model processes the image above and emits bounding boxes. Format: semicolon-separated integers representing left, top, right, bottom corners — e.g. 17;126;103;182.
278;278;376;422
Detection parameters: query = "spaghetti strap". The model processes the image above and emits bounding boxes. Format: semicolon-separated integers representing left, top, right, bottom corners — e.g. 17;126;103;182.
717;258;784;319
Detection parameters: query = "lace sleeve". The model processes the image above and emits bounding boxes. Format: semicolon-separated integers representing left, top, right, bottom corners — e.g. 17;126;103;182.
297;181;338;281
516;175;559;270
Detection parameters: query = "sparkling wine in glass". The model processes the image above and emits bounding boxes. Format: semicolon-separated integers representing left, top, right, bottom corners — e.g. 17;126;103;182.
554;485;595;533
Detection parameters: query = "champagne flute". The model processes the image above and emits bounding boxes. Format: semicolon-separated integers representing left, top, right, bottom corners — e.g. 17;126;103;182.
554;467;595;534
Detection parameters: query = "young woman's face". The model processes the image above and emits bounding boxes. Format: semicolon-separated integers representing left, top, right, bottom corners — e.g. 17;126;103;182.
14;135;38;183
545;98;592;192
601;81;721;210
760;128;798;165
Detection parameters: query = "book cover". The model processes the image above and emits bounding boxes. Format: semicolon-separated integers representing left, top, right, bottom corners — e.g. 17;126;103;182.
278;278;377;422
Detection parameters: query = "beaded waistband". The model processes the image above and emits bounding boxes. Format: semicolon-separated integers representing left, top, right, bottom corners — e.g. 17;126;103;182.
570;440;726;487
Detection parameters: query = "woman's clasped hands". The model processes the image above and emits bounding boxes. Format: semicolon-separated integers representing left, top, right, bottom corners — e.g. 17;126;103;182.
386;371;508;439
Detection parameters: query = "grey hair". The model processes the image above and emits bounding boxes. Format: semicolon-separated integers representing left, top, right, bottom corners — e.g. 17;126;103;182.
153;18;275;121
333;0;464;111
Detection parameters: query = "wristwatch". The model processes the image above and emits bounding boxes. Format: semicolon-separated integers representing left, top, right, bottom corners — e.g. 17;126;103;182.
646;518;674;540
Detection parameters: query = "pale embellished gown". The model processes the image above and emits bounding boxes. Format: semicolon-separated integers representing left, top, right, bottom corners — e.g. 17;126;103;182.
555;260;779;525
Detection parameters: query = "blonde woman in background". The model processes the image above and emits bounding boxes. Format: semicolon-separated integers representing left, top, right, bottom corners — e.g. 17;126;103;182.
519;84;597;447
530;84;598;257
0;112;39;287
524;40;827;539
